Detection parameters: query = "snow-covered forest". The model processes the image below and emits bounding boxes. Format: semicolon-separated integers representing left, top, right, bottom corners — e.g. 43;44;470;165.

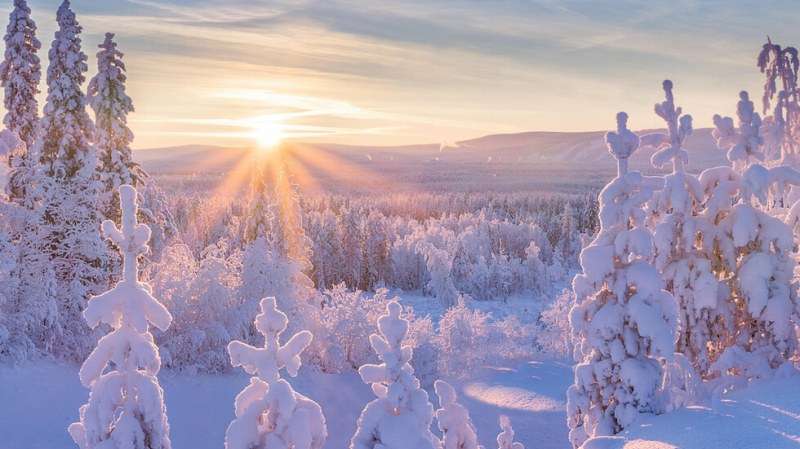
3;1;800;449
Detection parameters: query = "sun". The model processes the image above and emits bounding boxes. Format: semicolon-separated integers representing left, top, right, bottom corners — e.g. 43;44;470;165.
252;122;284;151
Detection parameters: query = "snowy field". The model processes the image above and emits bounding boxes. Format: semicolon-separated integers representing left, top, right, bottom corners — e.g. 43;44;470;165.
0;358;574;449
4;359;800;449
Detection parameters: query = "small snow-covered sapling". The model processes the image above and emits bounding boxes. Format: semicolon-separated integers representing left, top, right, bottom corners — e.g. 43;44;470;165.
225;297;326;449
69;185;172;449
351;300;438;449
434;380;482;449
496;416;523;449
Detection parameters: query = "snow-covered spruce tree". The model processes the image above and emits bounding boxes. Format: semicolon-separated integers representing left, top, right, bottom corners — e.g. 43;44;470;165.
361;209;391;290
38;0;108;359
698;163;800;387
496;416;522;449
88;32;144;222
645;81;720;378
69;185;172;449
567;112;677;447
1;0;42;205
226;297;326;449
5;133;58;359
351;301;439;449
40;149;107;359
434;380;482;449
417;242;458;308
39;0;94;180
698;89;800;387
0;0;40;148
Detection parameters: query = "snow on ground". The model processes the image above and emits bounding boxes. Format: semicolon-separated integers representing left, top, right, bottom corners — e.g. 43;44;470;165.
585;375;800;449
3;357;800;449
0;358;572;449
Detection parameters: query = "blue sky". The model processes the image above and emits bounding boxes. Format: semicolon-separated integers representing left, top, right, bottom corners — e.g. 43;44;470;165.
5;0;799;148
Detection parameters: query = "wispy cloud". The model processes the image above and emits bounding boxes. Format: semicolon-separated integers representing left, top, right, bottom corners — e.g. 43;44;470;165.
6;0;798;148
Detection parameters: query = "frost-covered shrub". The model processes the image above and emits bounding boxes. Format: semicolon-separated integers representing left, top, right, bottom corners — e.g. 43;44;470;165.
69;185;172;449
403;308;438;387
305;285;391;372
351;301;439;449
489;315;537;362
225;297;326;449
435;298;536;377
148;240;248;373
537;288;575;357
302;286;441;380
434;380;482;449
567;111;677;447
436;298;490;376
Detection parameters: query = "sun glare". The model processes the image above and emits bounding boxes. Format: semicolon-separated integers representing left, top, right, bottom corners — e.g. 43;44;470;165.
252;122;284;150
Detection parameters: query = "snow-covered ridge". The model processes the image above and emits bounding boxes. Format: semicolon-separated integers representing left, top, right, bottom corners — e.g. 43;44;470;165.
136;129;725;173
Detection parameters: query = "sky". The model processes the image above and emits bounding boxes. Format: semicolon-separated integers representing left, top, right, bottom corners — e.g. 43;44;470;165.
3;0;800;149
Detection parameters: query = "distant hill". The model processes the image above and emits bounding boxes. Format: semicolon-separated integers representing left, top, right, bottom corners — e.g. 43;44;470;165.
136;129;727;195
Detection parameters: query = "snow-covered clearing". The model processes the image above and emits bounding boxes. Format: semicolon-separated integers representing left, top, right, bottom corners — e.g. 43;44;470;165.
0;358;573;449
4;359;800;448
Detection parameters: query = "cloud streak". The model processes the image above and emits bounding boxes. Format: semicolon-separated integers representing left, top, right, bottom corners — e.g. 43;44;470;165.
2;0;798;148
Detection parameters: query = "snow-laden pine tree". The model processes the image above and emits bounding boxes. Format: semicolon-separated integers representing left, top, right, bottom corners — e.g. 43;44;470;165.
645;81;721;378
361;209;391;290
69;185;172;449
418;242;458;308
351;301;439;449
699;89;800;387
567;112;677;447
38;0;107;359
226;297;326;449
0;0;40;149
39;0;93;180
434;380;482;449
40;150;107;359
88;32;144;222
496;416;523;449
0;0;42;206
0;131;36;362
